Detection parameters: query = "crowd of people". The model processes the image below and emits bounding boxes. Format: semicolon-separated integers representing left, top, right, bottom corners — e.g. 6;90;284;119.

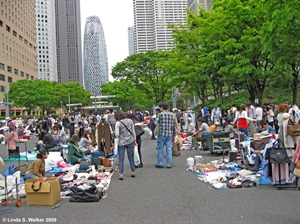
1;100;299;182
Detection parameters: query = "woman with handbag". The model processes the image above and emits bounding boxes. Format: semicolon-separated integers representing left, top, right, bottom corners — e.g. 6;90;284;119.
67;134;85;165
127;113;144;168
115;110;137;180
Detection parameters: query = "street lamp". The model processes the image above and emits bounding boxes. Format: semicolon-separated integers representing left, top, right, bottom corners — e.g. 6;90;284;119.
60;101;62;118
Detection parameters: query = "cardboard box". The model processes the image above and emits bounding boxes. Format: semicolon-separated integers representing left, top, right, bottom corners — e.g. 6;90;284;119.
253;133;261;140
25;177;61;206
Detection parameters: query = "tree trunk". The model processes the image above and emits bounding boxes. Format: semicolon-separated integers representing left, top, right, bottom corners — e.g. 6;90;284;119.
291;63;299;104
228;81;231;102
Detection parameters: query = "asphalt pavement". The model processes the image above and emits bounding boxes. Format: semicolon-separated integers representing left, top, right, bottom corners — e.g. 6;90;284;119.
0;135;300;224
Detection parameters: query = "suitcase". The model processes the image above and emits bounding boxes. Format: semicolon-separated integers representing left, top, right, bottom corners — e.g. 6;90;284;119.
234;132;245;151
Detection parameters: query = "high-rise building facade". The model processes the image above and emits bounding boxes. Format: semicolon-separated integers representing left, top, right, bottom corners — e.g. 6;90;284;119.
188;0;212;12
128;26;135;56
83;16;109;96
55;0;83;85
0;0;38;116
36;0;57;81
133;0;187;53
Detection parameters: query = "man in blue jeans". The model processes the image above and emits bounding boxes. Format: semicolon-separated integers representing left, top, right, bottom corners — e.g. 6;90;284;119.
155;102;176;169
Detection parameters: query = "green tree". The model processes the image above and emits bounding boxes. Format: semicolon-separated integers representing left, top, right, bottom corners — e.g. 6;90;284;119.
101;80;153;111
8;79;37;113
210;0;274;104
111;50;174;105
262;0;300;104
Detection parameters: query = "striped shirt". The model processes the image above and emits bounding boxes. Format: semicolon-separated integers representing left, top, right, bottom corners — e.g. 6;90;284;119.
158;110;176;137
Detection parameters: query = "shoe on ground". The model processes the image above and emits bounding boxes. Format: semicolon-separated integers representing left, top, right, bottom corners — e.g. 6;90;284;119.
155;164;163;168
167;166;172;169
138;164;143;168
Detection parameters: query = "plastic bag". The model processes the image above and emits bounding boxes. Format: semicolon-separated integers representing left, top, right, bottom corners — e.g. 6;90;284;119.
3;164;15;177
114;138;119;155
134;146;140;166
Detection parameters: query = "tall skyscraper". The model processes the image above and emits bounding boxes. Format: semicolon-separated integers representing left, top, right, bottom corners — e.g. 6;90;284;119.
133;0;187;53
55;0;83;85
128;26;135;56
188;0;212;12
83;16;109;96
36;0;57;81
0;0;37;116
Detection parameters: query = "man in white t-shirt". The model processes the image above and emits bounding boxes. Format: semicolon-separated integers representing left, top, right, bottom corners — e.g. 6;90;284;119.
254;103;263;132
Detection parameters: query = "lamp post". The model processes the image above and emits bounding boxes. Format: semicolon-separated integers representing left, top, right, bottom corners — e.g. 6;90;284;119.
60;101;62;118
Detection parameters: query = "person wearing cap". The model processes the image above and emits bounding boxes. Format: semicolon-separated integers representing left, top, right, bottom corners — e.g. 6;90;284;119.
186;117;196;136
223;119;237;138
192;117;209;150
67;134;85;165
248;131;272;172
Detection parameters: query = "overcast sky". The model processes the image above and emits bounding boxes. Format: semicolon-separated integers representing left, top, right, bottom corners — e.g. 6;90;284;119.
80;0;134;80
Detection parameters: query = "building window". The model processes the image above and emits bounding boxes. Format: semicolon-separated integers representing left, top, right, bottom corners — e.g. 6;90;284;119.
0;74;5;81
20;71;24;77
31;75;34;80
0;63;4;70
19;35;23;41
6;25;10;32
7;66;12;73
14;68;18;75
8;76;12;83
0;20;3;27
13;30;17;37
26;73;29;79
0;86;5;92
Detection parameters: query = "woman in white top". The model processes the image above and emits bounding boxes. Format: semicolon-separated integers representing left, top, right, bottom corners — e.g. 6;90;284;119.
264;106;274;127
232;104;256;137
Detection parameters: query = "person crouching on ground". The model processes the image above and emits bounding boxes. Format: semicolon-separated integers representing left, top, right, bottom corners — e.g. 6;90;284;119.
24;148;48;180
115;110;137;180
67;134;85;165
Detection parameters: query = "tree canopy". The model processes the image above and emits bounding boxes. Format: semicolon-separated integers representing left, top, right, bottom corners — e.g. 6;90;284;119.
8;80;92;115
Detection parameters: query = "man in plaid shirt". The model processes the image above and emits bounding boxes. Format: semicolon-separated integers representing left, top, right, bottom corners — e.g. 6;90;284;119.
155;102;176;169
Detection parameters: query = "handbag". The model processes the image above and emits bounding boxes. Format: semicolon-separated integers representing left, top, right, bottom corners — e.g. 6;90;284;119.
287;114;300;136
269;139;289;164
135;125;145;138
293;160;300;177
69;184;102;202
79;160;91;171
101;157;111;167
134;145;140;166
